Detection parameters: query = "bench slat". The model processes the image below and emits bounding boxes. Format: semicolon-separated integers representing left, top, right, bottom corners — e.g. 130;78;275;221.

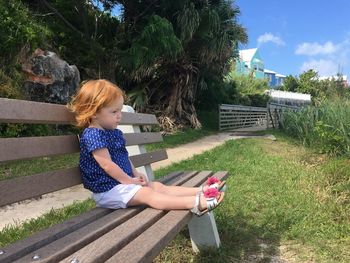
12;208;144;263
0;135;79;162
0;132;162;162
0;98;159;125
129;150;168;167
11;172;196;263
0;98;75;124
60;209;166;263
0;171;185;263
163;170;198;186
109;210;191;263
0;149;167;206
124;132;163;146
0;168;81;207
59;171;208;263
0;208;112;263
107;171;229;263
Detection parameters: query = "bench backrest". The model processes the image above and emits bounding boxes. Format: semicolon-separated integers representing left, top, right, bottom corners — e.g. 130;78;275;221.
0;98;167;207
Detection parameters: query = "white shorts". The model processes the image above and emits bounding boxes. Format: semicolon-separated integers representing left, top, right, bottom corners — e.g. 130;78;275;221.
92;184;142;209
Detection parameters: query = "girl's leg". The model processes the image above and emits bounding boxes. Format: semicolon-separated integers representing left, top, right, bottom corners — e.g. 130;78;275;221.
128;186;221;212
148;181;202;196
127;186;197;210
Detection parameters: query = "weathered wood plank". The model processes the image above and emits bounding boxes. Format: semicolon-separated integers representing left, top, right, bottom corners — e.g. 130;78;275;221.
0;98;75;124
106;171;229;263
0;98;159;125
0;171;190;263
0;149;167;206
0;135;80;162
13;208;144;263
60;171;212;263
108;210;191;263
59;209;166;263
129;150;168;167
12;172;197;263
0;132;163;162
0;208;112;263
123;132;163;146
0;168;81;207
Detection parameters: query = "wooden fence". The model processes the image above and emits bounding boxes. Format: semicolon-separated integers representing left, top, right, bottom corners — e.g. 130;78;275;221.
219;104;267;131
267;102;301;129
219;103;302;131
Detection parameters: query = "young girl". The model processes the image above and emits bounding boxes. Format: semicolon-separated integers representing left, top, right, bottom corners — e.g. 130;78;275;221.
68;79;225;216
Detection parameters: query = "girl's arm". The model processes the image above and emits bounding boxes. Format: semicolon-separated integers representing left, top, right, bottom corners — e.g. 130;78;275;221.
92;148;145;185
130;160;148;185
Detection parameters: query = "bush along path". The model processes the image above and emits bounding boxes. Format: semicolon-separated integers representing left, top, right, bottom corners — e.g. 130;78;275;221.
154;133;350;263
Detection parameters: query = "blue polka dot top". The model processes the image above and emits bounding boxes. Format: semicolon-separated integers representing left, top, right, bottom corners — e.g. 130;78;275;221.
79;127;133;193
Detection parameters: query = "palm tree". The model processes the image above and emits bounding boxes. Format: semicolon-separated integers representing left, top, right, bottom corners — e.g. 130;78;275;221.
108;0;248;130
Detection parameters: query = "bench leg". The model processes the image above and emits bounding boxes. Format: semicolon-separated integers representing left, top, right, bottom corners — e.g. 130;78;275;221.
188;211;221;252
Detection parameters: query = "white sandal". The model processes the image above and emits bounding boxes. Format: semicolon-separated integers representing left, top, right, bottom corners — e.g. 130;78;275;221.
190;191;224;216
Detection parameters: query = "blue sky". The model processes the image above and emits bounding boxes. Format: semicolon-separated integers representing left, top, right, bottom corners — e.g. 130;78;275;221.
235;0;350;78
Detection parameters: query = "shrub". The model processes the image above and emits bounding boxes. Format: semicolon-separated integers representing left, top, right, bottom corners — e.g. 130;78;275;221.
281;100;350;156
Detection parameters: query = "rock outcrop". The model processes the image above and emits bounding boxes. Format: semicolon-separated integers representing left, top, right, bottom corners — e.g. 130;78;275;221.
22;49;80;104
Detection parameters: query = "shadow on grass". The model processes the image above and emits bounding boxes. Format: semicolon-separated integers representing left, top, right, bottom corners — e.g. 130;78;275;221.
156;211;285;263
198;210;284;263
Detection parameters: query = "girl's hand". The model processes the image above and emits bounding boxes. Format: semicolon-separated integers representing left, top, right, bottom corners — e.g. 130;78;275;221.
134;172;148;186
135;177;148;186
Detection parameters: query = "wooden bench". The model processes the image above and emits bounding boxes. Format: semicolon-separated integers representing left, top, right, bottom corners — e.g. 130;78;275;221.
0;98;229;263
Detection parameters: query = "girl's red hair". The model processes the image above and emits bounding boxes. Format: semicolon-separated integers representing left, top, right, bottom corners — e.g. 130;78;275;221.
68;79;124;128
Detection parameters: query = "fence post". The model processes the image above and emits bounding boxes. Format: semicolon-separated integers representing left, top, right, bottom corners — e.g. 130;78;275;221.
218;104;221;131
266;103;270;129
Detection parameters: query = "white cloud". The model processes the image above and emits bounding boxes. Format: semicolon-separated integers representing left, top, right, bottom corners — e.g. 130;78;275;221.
295;41;338;56
296;39;350;76
257;33;285;46
300;59;338;76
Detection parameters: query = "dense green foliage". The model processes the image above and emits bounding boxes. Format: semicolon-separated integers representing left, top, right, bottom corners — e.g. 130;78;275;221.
281;70;350;105
281;100;350;157
0;0;51;98
0;0;248;131
196;72;270;111
115;0;248;129
278;70;350;157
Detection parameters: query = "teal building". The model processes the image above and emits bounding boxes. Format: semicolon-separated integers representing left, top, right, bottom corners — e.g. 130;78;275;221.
235;48;265;79
235;48;286;87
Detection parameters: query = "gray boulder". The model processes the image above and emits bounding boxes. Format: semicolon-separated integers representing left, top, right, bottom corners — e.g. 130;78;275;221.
22;49;80;104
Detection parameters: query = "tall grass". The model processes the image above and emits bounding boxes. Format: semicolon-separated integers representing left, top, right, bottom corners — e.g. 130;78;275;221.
281;100;350;156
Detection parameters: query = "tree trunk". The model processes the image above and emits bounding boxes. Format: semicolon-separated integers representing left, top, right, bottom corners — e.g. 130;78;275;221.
160;63;202;131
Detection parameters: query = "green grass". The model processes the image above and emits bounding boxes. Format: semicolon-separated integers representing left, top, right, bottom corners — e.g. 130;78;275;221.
0;199;95;247
1;133;349;262
280;100;350;157
153;137;350;262
0;154;79;181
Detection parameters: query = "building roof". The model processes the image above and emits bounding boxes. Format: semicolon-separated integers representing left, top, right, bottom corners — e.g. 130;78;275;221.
264;69;276;74
275;73;286;78
239;48;258;63
265;90;311;101
319;75;348;81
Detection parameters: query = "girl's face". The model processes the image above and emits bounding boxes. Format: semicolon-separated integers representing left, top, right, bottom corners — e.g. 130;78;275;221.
91;96;124;130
